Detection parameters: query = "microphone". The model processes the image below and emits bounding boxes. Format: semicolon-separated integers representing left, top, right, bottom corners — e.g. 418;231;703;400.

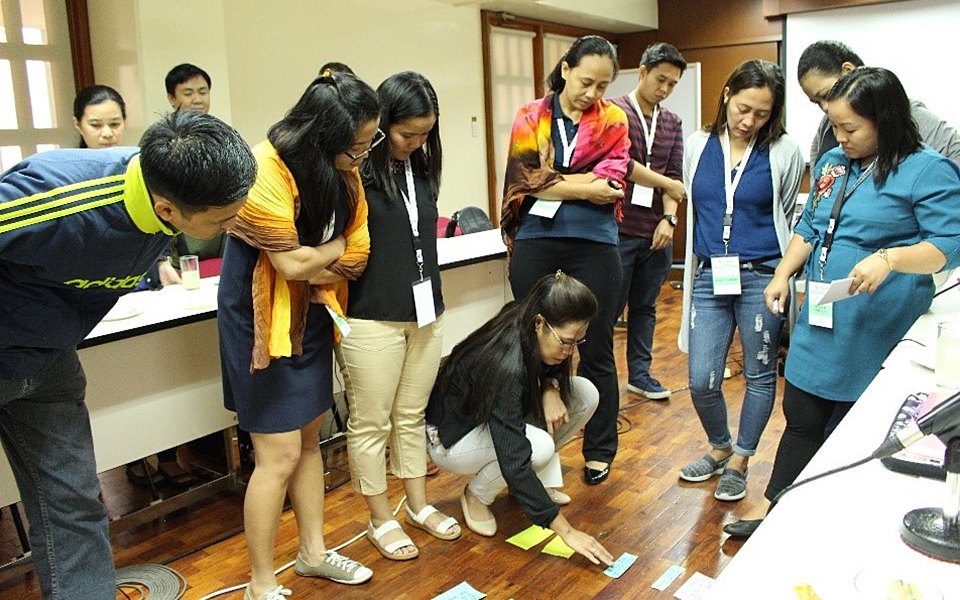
873;389;960;459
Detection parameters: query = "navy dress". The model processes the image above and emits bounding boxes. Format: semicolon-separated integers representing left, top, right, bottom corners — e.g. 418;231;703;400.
218;199;348;433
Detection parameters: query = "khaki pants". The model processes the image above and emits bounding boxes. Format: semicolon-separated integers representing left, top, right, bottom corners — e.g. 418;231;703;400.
338;314;444;495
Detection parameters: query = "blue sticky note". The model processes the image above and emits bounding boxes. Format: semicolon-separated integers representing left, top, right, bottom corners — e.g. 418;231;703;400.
651;564;686;590
604;552;639;579
431;581;487;600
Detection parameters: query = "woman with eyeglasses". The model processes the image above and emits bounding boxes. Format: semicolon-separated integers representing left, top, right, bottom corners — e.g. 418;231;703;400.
217;71;380;599
501;34;629;488
425;271;615;566
335;71;460;561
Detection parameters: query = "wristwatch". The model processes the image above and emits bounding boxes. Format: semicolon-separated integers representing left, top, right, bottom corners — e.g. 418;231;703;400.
661;214;678;227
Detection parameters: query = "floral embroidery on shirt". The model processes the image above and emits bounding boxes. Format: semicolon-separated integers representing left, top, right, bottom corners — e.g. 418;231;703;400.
811;162;846;212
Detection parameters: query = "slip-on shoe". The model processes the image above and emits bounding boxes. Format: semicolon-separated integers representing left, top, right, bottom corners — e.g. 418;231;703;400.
583;465;610;485
723;518;763;538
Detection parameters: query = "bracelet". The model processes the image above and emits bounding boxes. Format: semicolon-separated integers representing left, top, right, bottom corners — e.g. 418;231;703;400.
876;248;893;271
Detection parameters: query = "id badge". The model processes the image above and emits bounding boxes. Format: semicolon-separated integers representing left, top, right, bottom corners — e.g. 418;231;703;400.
630;184;654;208
711;255;741;295
529;200;562;219
807;281;834;329
325;305;352;337
412;277;437;328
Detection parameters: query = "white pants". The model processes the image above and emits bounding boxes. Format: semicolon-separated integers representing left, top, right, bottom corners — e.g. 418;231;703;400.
428;376;599;505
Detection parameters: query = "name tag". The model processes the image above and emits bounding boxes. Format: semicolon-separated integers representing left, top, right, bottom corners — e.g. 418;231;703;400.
807;280;834;329
711;255;741;295
412;277;437;328
529;199;562;219
630;184;654;208
325;305;352;337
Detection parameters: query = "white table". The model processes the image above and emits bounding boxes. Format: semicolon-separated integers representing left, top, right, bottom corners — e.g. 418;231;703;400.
707;291;960;599
0;230;510;508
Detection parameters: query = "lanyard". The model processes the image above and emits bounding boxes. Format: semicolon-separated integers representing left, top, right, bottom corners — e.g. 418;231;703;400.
556;118;579;168
721;128;756;253
628;93;658;168
817;160;876;280
399;159;425;280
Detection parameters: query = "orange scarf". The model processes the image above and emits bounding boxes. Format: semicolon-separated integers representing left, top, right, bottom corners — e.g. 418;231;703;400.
229;141;369;372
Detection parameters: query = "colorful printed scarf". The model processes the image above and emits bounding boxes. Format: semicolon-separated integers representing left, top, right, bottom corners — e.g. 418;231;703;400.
500;93;631;248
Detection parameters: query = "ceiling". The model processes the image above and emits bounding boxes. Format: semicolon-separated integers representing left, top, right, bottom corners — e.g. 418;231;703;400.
429;0;658;34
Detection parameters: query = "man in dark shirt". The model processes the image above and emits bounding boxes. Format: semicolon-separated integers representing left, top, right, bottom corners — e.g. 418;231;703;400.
610;42;687;400
0;110;256;599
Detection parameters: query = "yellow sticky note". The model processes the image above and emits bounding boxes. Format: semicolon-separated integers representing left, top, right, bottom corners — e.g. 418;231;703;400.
505;525;554;550
541;535;575;558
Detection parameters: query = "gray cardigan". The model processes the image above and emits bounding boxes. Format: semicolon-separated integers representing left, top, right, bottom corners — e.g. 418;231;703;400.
678;130;804;352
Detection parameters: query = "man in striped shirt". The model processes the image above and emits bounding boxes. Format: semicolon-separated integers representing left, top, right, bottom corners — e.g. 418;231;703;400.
611;42;687;401
0;110;256;599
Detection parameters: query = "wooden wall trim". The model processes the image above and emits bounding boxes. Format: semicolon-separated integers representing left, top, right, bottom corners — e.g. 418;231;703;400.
480;13;499;220
65;0;94;91
762;0;901;17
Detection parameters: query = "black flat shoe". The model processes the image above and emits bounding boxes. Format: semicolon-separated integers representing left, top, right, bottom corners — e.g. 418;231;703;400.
583;465;610;485
723;518;763;538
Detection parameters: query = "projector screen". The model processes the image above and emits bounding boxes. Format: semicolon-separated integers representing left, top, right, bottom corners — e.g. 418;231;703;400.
784;0;960;163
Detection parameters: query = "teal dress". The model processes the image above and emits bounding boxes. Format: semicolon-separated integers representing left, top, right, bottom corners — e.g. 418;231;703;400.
786;146;960;401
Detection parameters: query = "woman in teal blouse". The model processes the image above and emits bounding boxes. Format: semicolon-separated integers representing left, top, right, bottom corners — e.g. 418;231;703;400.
726;67;960;538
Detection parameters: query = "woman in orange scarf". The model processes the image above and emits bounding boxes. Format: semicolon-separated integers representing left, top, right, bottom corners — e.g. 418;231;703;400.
218;72;379;600
502;35;630;489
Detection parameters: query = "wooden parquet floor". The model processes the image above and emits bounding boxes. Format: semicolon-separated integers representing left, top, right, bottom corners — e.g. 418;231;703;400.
0;281;787;599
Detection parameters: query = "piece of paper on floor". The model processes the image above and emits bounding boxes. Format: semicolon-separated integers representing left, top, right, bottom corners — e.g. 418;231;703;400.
541;535;575;558
431;581;487;600
652;564;686;590
604;552;638;578
673;572;714;600
505;525;554;550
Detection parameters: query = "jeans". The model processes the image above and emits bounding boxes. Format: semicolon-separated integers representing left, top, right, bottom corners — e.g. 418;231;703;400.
688;265;784;457
616;234;673;384
509;238;622;464
0;349;115;600
339;314;444;495
764;380;853;501
428;376;599;504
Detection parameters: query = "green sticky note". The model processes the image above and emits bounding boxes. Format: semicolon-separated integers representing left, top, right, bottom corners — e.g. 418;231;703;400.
541;535;575;558
505;525;554;550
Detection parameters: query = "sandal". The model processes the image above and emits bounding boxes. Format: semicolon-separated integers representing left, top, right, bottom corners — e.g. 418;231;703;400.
405;504;461;541
366;519;419;561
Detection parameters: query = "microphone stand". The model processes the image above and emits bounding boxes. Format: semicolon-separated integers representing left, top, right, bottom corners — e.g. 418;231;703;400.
900;435;960;562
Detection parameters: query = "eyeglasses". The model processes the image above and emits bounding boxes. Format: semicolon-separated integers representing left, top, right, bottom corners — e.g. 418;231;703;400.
544;320;587;351
344;128;386;162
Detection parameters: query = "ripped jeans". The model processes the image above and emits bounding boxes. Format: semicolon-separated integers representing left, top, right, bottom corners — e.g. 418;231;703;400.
688;265;784;457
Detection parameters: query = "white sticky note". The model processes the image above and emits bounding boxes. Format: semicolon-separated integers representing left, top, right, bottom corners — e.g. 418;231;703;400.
815;277;859;305
652;564;686;591
604;552;638;578
673;572;715;600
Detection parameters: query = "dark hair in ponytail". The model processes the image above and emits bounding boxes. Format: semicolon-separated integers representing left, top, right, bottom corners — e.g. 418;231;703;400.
268;72;380;245
436;271;597;425
545;35;619;93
